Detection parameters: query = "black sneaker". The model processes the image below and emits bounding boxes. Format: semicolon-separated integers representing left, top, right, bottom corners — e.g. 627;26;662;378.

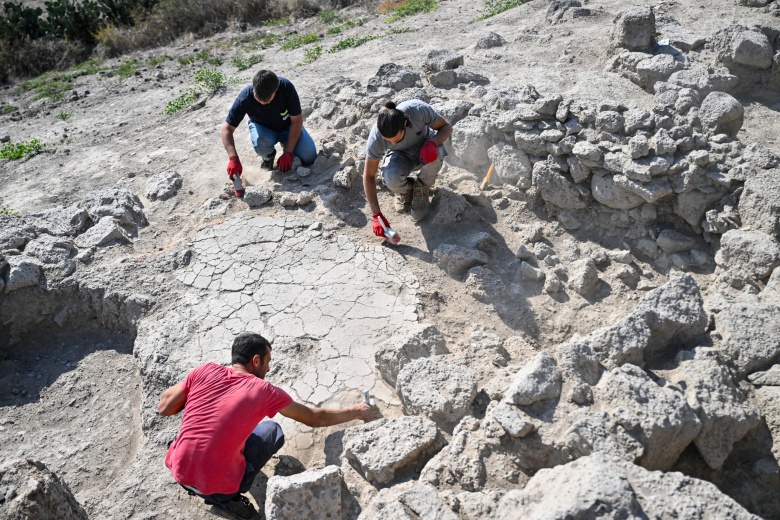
261;151;276;171
208;495;257;520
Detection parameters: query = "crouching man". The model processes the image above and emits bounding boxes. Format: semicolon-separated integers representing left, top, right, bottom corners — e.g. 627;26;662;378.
158;332;379;519
363;100;452;237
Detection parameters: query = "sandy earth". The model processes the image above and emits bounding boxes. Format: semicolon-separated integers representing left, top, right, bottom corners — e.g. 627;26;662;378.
1;0;779;518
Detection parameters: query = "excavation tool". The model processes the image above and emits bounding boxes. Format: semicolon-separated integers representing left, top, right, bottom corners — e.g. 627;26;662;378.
230;173;244;197
480;162;495;191
379;218;401;245
363;389;377;408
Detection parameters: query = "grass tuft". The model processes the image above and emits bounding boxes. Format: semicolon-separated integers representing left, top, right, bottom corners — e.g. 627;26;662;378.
329;35;379;53
57;109;74;121
317;10;338;24
115;59;139;80
280;33;318;50
231;53;264;71
476;0;529;20
384;0;438;22
0;196;20;217
165;88;200;115
0;139;46;160
299;45;322;65
147;55;172;67
264;17;289;27
2;105;17;115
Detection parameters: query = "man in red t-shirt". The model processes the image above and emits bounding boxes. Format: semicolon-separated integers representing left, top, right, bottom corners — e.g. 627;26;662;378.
158;332;379;519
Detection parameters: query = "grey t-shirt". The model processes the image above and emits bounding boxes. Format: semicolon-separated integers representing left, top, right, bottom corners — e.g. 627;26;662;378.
365;100;440;160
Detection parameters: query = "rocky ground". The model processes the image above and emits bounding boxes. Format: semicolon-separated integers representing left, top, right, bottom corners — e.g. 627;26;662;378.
1;0;780;518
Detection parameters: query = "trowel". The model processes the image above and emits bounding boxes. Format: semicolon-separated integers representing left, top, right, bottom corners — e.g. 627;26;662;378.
378;218;401;245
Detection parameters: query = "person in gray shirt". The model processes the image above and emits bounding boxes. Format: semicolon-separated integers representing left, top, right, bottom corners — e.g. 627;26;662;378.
363;100;452;237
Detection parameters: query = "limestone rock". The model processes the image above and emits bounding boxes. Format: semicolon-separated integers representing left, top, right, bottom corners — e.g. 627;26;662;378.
372;63;421;91
265;466;342;520
504;352;562;406
714;301;780;376
591;171;646;210
611;7;656;51
568;258;598;296
342;416;443;485
145;170;182;201
740;170;780;239
487;142;532;188
594;364;701;470
714;24;774;70
656;229;698;253
716;229;780;280
699;92;744;137
465;265;504;303
475;32;505;49
532;162;587;211
667;348;761;469
490;402;535;437
77;188;147;228
4;255;41;293
748;364;780;386
0;459;88;520
374;323;448;387
451;117;492;172
495;453;760;519
243;186;273;207
74;217;132;248
398;485;458;520
396;358;477;425
431;189;469;225
422;50;464;74
433;244;489;278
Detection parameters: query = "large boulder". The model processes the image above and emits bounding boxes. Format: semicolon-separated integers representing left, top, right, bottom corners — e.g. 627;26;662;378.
740;170;780;239
396;358;477;425
591;170;646;210
450;116;492;172
716;229;780;280
713;24;774;70
666;348;761;469
77;188;147;228
699;92;744;137
568;258;599;296
265;466;342;520
504;352;562;406
713;300;780;376
0;459;88;520
532;162;588;211
592;364;701;470
146;170;183;201
611;7;656;51
495;453;760;519
374;323;448;387
487;142;532;188
3;255;41;293
342;416;443;485
432;244;489;278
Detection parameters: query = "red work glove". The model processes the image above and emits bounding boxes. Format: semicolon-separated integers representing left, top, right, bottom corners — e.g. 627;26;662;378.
227;156;242;178
372;213;390;237
277;152;293;172
420;140;438;165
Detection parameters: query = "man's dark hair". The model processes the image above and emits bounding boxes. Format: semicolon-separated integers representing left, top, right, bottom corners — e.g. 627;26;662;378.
231;332;271;365
377;101;409;138
252;70;279;101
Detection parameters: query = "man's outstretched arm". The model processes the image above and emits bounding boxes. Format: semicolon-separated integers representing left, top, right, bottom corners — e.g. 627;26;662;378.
158;383;187;416
279;401;380;428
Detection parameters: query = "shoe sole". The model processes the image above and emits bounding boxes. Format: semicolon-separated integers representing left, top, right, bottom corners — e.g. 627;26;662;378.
207;504;256;520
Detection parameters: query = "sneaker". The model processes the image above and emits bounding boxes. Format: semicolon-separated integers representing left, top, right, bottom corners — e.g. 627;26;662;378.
393;189;413;213
410;181;431;222
208;495;257;520
261;151;277;171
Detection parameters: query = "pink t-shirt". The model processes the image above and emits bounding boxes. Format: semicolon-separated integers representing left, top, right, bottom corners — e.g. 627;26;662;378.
164;362;293;495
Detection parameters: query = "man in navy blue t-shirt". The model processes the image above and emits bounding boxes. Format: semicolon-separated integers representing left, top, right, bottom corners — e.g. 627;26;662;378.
221;70;317;193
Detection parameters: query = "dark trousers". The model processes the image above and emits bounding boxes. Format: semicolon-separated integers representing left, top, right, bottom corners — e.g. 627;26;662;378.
184;421;285;504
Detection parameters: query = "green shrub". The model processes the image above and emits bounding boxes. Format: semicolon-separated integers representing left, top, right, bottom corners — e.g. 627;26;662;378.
147;55;171;67
317;10;338;24
299;45;322;65
264;17;289;27
57;109;74;121
280;33;318;50
476;0;529;20
0;196;20;217
164;88;199;115
2;105;17;114
326;26;341;35
0;139;46;160
194;67;227;94
71;58;104;75
329;35;378;53
177;55;196;65
231;53;264;71
384;0;437;22
21;74;73;102
115;59;139;80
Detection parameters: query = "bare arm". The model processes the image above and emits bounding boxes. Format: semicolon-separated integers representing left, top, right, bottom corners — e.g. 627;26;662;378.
158;383;187;416
221;122;239;158
363;157;382;215
279;401;380;428
284;115;303;156
429;116;452;145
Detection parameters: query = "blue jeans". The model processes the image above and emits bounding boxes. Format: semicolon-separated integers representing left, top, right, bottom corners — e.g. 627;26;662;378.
248;121;317;165
190;421;285;504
